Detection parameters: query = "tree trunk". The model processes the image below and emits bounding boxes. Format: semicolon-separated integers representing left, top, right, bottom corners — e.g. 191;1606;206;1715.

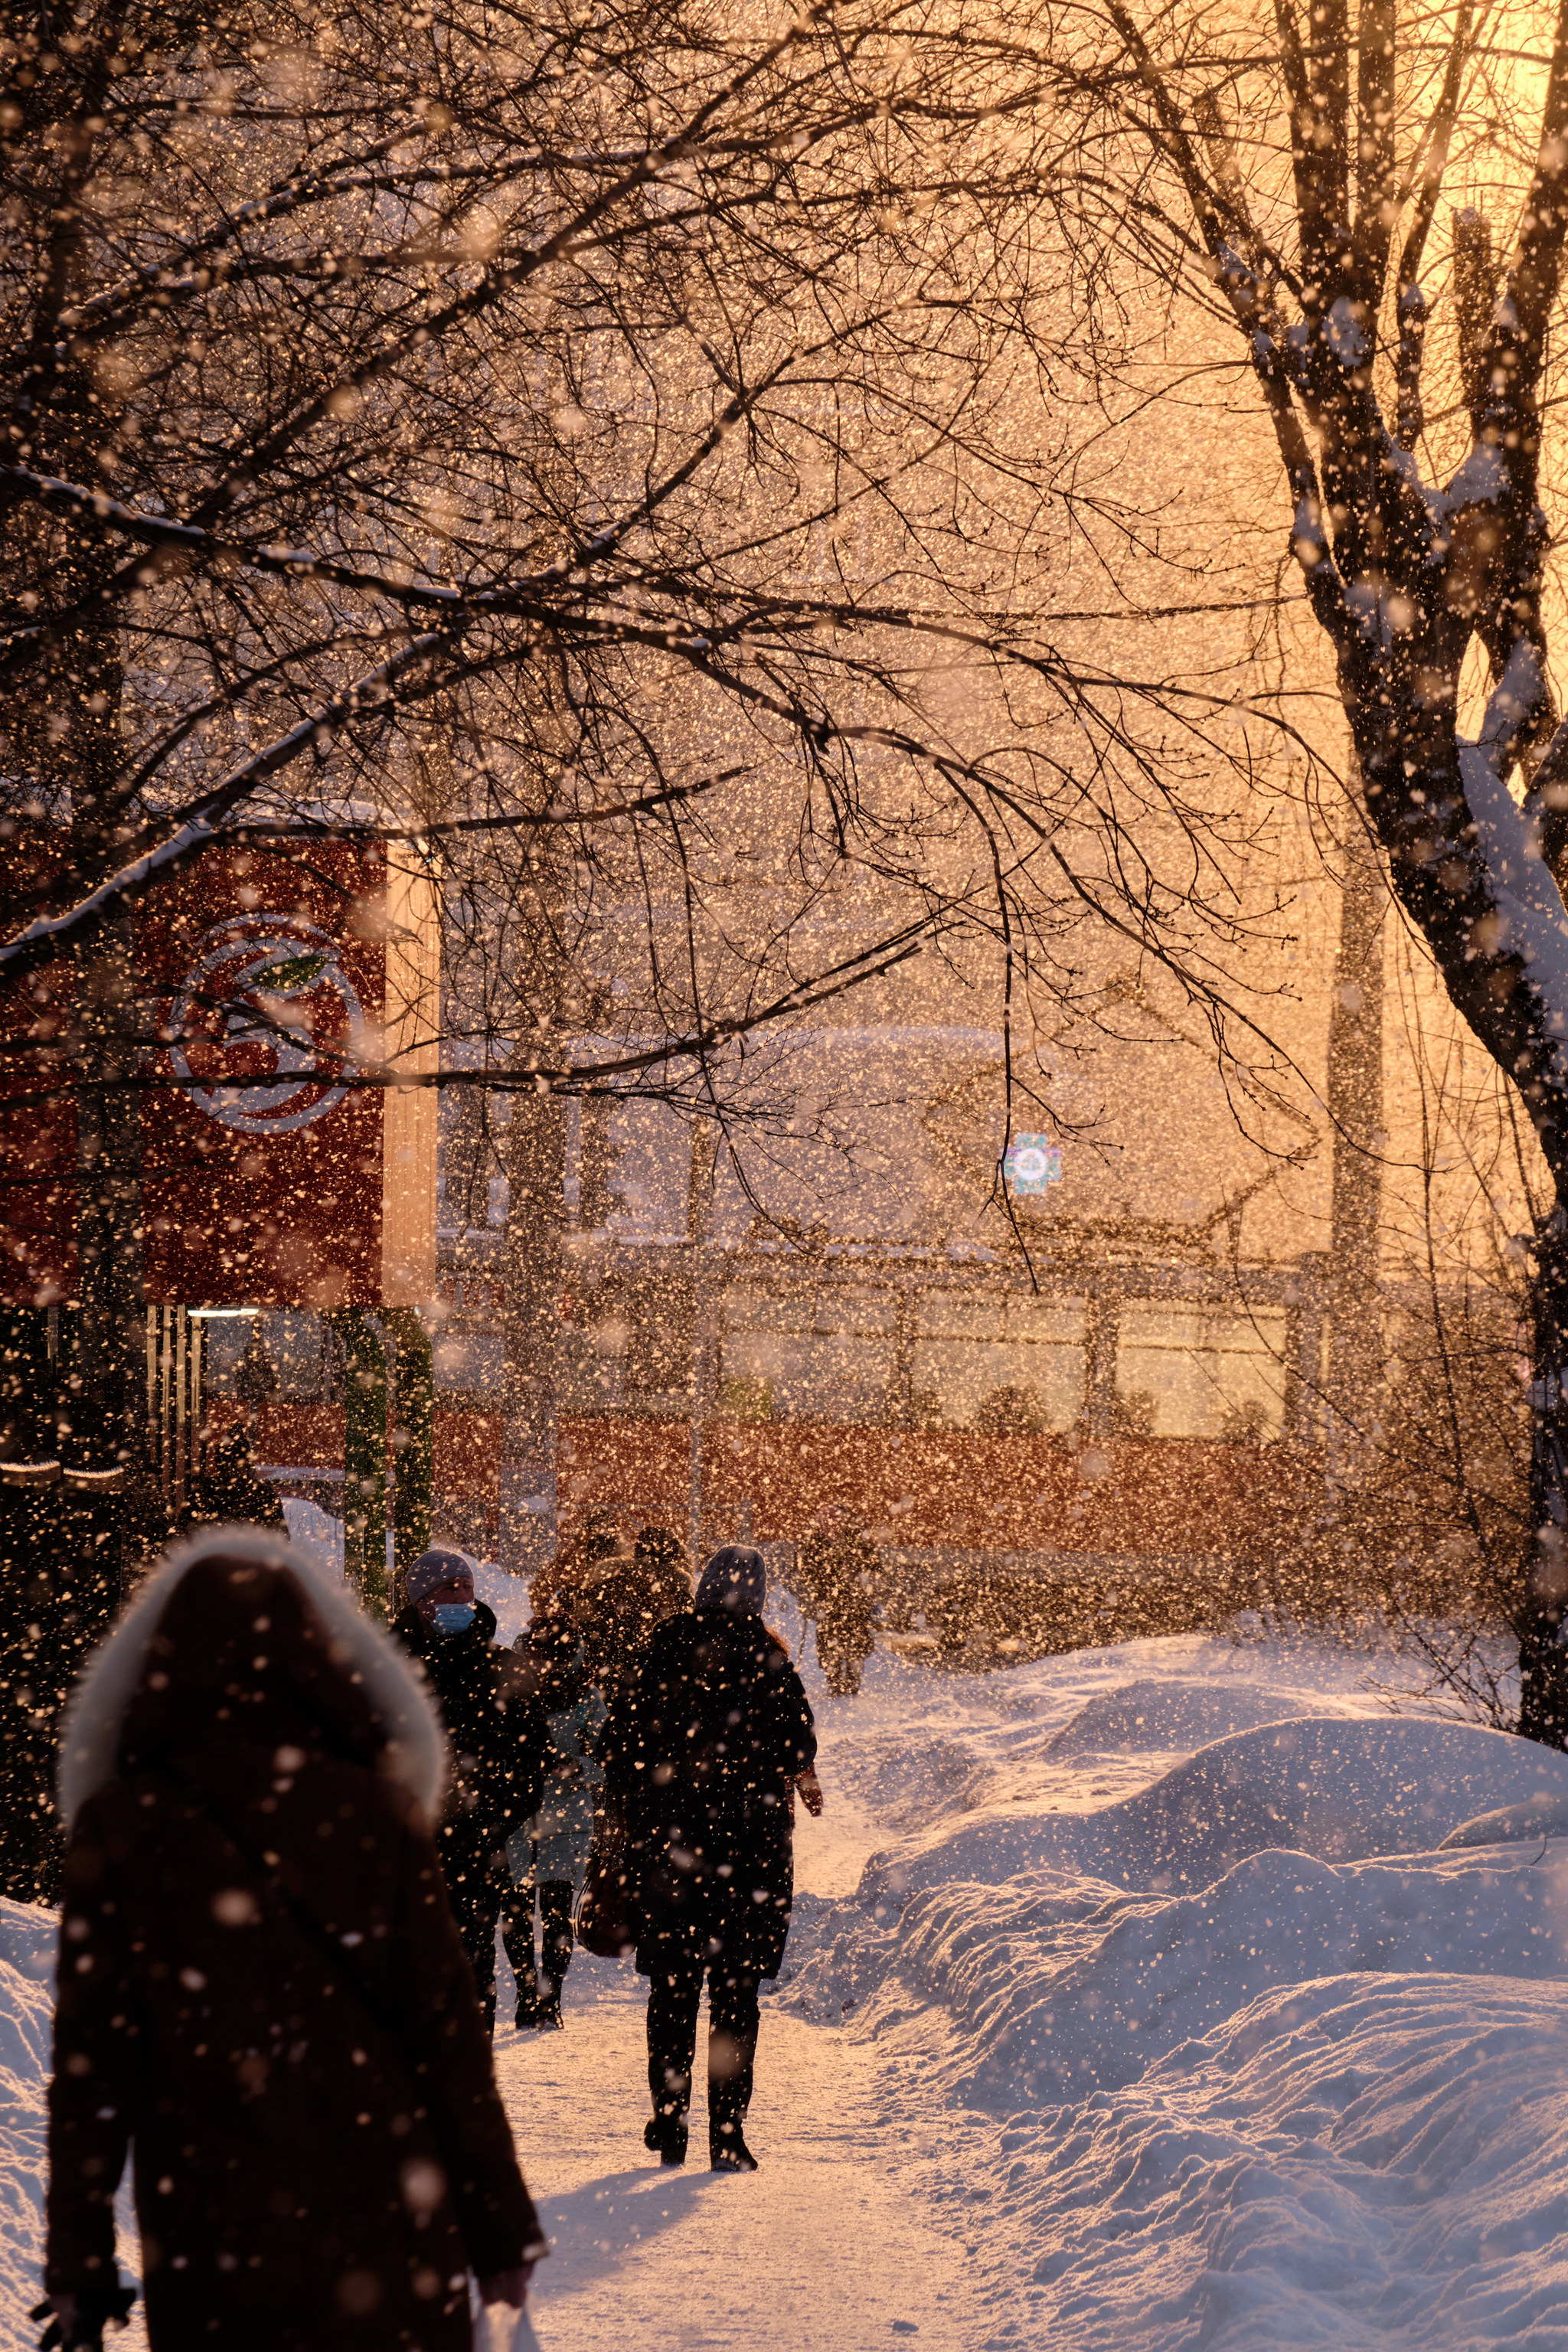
1323;800;1387;1488
501;1071;566;1575
70;922;151;1498
1517;1210;1568;1743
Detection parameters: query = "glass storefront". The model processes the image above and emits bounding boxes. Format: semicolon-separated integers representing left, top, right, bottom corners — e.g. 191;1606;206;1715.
721;1285;896;1422
911;1293;1086;1432
1114;1304;1288;1440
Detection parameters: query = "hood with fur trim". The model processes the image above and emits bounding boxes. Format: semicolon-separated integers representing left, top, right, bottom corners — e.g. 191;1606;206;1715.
57;1524;447;1830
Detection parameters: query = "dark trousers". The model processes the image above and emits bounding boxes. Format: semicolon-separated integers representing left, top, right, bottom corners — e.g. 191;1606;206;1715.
501;1876;574;2011
646;1953;761;2148
438;1818;508;2031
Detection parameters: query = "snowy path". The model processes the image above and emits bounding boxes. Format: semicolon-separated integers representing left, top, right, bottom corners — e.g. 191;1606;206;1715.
496;1981;972;2351
493;1772;978;2352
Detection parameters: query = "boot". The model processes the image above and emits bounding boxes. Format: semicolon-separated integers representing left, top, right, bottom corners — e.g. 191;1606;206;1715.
509;1938;542;2028
532;1978;564;2030
643;2111;688;2165
710;2118;759;2173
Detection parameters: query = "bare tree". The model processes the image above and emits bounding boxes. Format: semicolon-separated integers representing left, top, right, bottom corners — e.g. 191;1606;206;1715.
1001;0;1568;1741
0;0;1318;1518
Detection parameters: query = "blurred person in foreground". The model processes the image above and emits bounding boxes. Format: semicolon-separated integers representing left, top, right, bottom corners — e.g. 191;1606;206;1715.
604;1544;818;2173
40;1526;547;2352
393;1549;550;2032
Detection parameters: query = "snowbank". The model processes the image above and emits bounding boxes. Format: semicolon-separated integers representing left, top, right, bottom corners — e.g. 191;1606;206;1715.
0;1903;67;2347
0;1900;145;2350
792;1632;1568;2347
897;1838;1568;2101
281;1495;345;1580
861;1715;1568;1905
918;1971;1568;2348
1041;1674;1328;1756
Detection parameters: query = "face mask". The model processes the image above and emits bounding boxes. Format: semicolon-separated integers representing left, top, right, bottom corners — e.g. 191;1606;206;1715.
430;1602;476;1636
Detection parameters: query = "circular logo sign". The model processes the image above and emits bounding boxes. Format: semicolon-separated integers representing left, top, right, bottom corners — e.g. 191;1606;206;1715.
1011;1145;1050;1184
168;914;363;1135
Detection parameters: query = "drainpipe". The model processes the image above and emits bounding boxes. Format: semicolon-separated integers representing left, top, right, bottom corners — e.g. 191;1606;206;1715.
383;1305;433;1608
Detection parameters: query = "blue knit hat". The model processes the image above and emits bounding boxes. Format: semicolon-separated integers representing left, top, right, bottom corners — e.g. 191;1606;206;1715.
694;1545;766;1615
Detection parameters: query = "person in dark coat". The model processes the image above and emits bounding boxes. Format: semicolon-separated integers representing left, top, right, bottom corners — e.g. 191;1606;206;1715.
41;1526;547;2352
605;1544;816;2173
393;1549;550;2032
796;1511;878;1696
178;1427;286;1537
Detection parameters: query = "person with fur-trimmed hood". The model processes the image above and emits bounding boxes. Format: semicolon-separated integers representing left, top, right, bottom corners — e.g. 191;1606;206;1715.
604;1544;817;2174
40;1527;547;2352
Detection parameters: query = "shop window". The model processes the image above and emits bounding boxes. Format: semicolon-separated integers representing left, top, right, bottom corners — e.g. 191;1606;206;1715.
1115;1304;1287;1440
720;1285;894;1422
911;1293;1085;1432
433;1330;504;1396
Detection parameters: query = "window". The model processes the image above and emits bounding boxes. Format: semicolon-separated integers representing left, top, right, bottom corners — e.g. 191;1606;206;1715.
204;1309;338;1401
433;1331;504;1396
1115;1305;1288;1440
720;1285;894;1422
912;1293;1085;1432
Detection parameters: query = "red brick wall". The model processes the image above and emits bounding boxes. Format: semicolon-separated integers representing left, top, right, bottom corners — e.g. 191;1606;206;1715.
235;1402;1325;1559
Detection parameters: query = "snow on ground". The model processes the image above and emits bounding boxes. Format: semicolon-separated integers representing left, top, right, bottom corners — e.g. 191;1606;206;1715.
10;1599;1568;2345
0;1900;145;2352
496;1956;972;2349
776;1625;1568;2347
280;1494;347;1581
0;1901;61;2350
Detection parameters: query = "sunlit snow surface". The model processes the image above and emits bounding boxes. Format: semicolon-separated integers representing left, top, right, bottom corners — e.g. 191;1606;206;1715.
0;1900;145;2351
786;1625;1568;2347
9;1608;1568;2344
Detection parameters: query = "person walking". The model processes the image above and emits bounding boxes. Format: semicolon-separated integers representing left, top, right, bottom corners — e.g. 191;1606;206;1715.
393;1548;550;2031
40;1525;547;2352
606;1544;817;2173
796;1511;879;1696
177;1427;286;1537
503;1604;606;2030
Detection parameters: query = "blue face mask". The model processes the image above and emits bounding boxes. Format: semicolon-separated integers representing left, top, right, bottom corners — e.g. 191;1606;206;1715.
430;1602;476;1637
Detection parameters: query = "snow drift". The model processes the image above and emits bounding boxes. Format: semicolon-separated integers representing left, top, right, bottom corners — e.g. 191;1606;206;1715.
0;1900;128;2351
789;1634;1568;2347
919;1971;1568;2349
860;1715;1568;1908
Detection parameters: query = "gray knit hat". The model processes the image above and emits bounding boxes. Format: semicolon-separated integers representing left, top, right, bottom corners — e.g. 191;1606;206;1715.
406;1548;474;1604
694;1544;766;1615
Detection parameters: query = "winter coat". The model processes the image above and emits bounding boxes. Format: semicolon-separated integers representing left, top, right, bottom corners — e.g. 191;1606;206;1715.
45;1527;546;2352
797;1527;878;1664
178;1432;287;1537
508;1689;606;1891
393;1601;548;1839
604;1606;815;1981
